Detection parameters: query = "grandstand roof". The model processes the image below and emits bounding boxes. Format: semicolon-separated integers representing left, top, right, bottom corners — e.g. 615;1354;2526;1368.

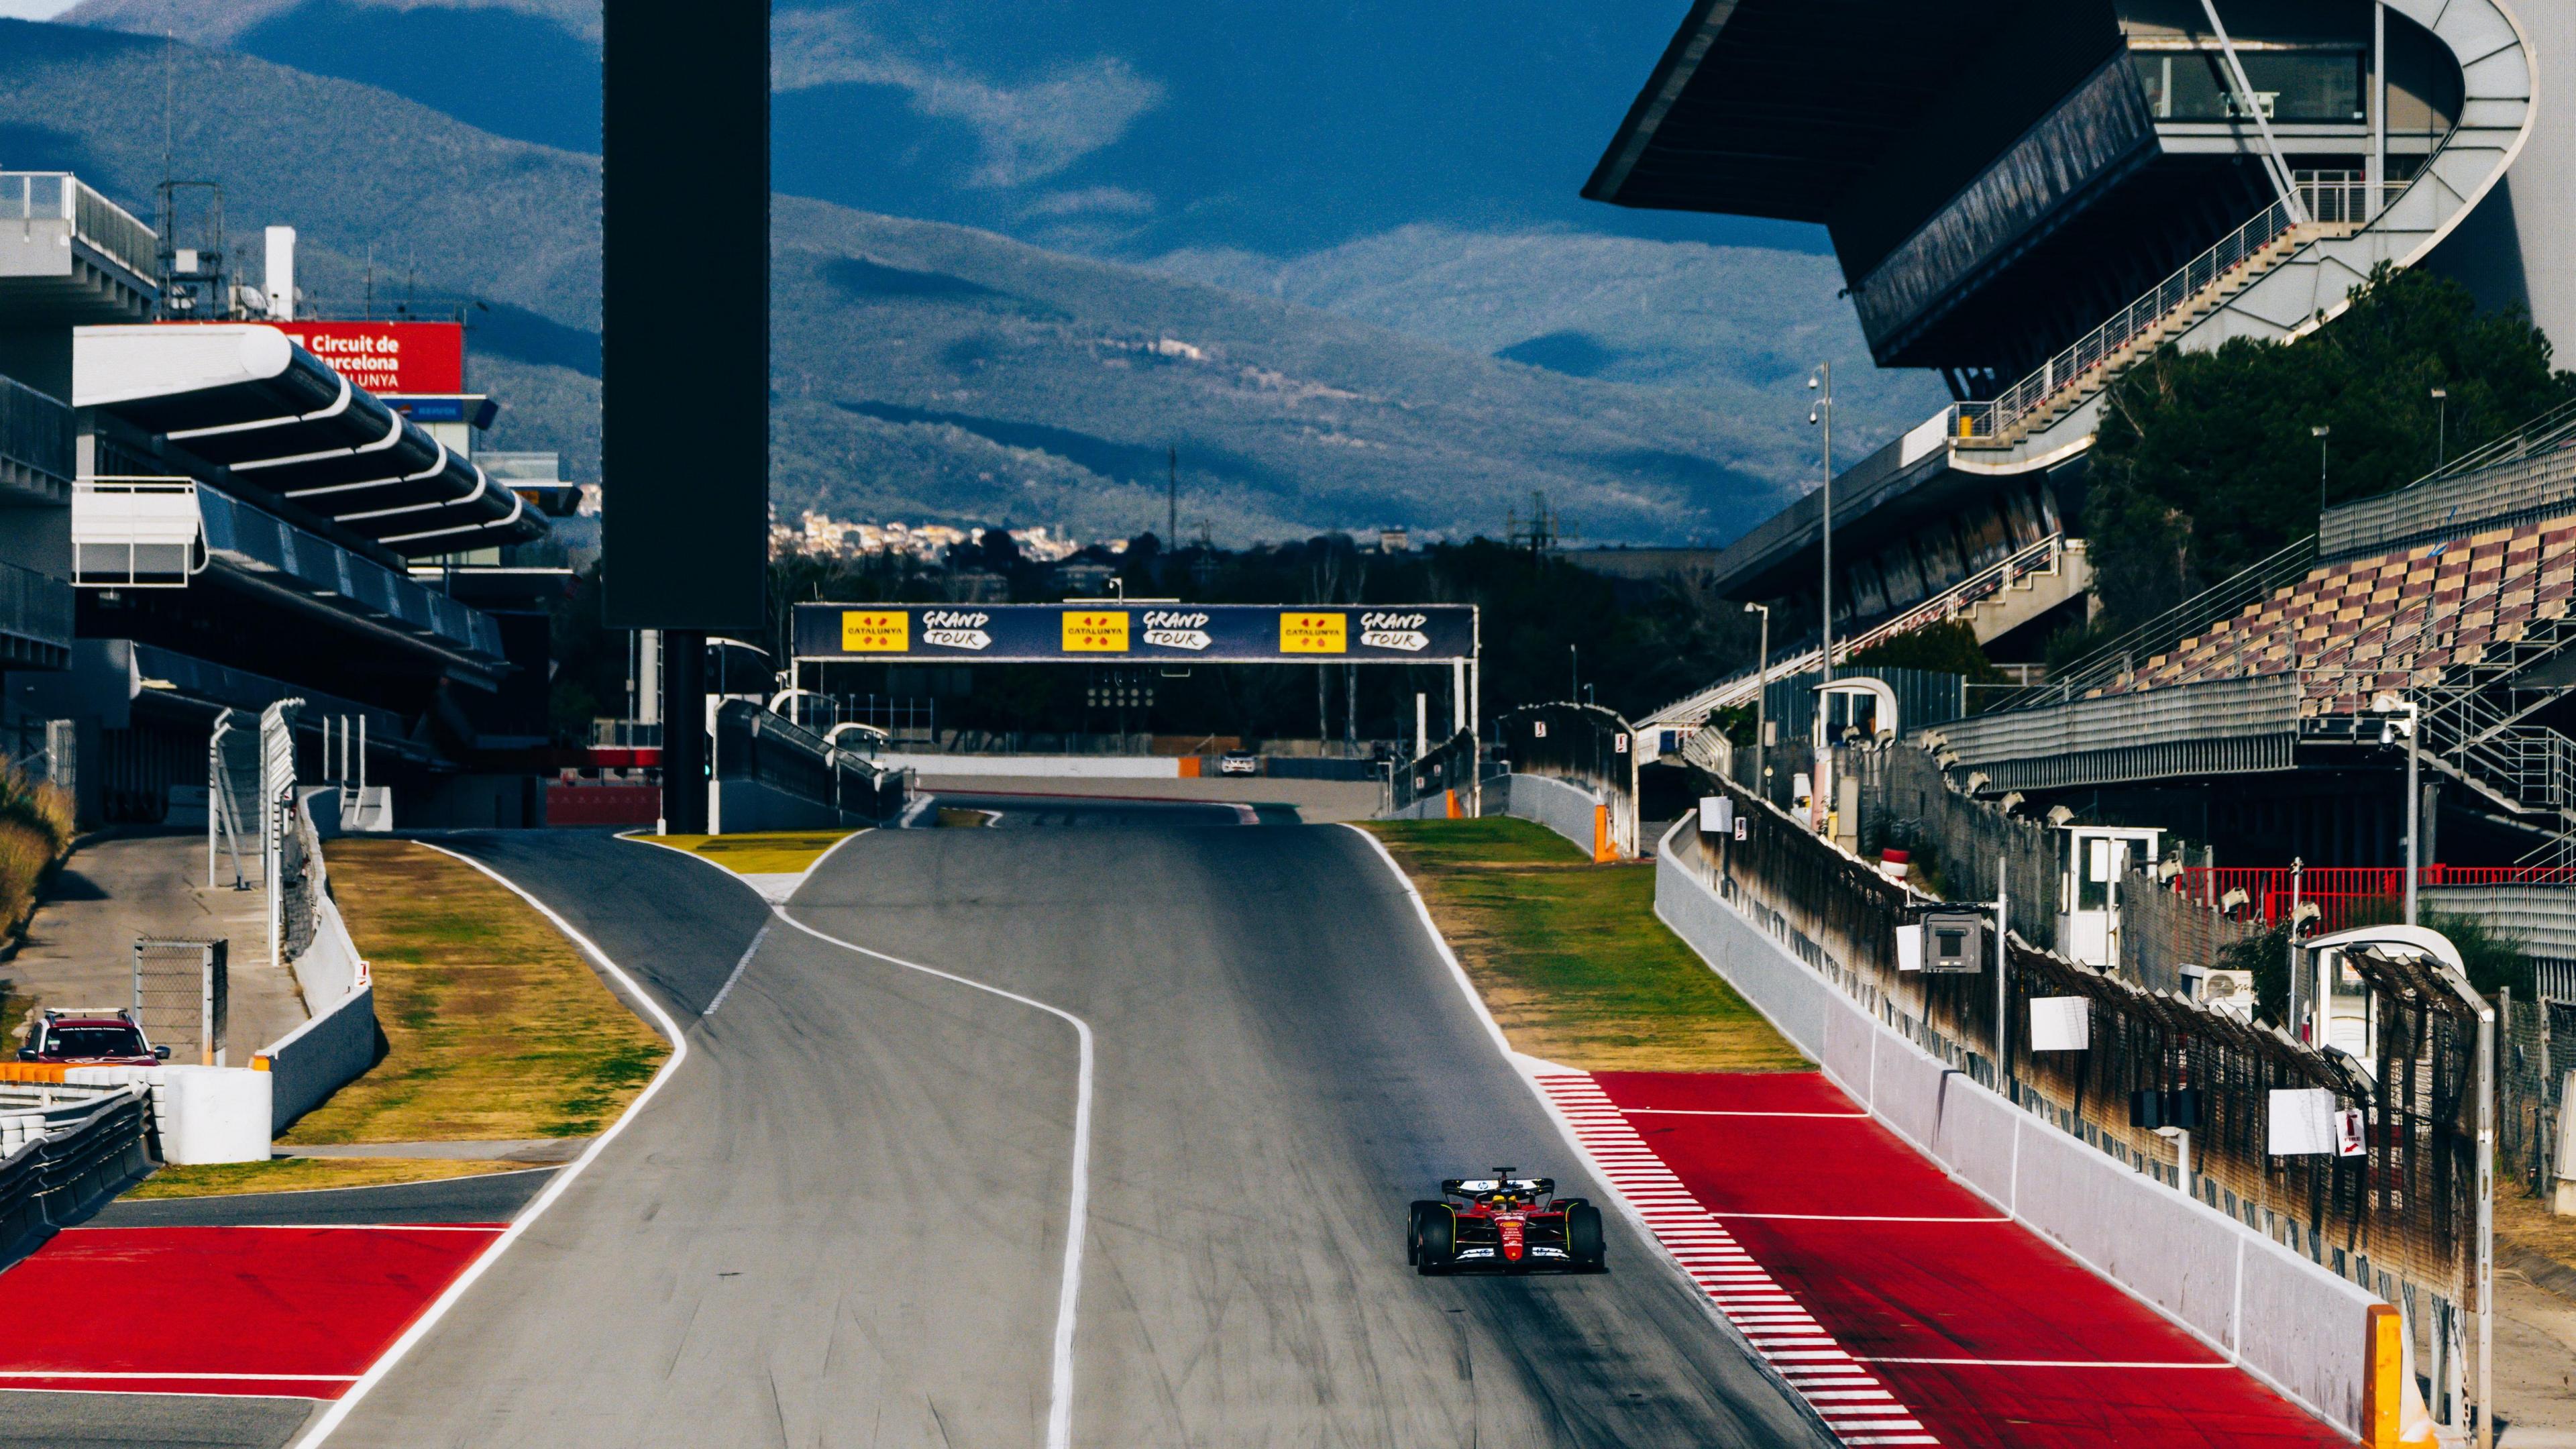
74;324;544;556
1582;0;2109;226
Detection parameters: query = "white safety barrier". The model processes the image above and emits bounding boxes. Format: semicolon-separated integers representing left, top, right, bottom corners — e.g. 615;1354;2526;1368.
64;1065;272;1165
886;753;1182;779
1495;773;1609;857
262;867;376;1135
1653;821;2379;1438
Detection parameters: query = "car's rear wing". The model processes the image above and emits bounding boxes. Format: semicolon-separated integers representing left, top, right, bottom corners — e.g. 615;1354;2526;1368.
1443;1177;1554;1197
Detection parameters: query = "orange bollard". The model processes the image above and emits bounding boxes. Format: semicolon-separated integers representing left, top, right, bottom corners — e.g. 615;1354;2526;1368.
2363;1302;2402;1448
1593;804;1615;863
1444;789;1460;820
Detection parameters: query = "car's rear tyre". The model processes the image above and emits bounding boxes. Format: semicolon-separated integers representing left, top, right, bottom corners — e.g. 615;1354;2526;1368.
1407;1201;1443;1265
1415;1205;1455;1275
1566;1203;1605;1272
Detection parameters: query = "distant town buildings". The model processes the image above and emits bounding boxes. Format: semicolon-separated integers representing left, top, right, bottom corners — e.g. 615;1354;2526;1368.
770;509;1083;565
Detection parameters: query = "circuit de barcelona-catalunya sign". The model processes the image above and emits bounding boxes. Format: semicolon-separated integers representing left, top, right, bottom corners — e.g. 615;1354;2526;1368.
791;602;1477;664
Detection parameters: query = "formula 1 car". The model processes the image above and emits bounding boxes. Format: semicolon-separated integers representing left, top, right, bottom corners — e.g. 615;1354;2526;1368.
1408;1171;1605;1275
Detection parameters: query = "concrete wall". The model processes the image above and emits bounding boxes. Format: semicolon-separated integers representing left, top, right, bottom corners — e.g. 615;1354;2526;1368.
260;985;374;1135
1497;772;1603;857
708;775;847;834
265;876;376;1135
1652;822;2379;1438
885;753;1181;779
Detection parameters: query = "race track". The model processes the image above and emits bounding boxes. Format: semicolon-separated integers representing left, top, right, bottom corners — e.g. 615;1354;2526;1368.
307;818;1827;1447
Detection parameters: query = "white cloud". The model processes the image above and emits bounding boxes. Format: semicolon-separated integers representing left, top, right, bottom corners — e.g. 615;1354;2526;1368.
772;10;1161;189
1021;186;1155;219
0;0;82;17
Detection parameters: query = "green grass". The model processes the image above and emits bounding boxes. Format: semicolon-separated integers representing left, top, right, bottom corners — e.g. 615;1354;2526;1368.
280;840;672;1146
125;1157;525;1199
1366;819;1807;1073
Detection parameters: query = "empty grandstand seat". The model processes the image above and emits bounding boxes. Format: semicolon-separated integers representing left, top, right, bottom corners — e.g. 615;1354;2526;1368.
2104;519;2576;713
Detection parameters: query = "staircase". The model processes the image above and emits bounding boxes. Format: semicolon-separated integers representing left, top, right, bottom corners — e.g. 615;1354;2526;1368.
2409;608;2576;868
1956;186;2363;455
1641;532;2082;731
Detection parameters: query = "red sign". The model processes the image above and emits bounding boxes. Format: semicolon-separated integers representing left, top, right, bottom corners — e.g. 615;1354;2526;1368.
270;321;464;396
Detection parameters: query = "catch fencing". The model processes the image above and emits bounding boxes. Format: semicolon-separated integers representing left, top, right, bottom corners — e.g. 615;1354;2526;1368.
1682;763;2477;1355
713;700;910;826
1820;739;2061;953
134;939;225;1067
1497;703;1638;857
2500;991;2576;1199
1386;730;1479;816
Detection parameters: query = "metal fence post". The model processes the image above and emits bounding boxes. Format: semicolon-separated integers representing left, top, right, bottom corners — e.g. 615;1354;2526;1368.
2479;998;2496;1449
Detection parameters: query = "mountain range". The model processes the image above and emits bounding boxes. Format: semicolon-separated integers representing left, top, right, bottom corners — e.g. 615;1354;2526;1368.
19;3;1951;545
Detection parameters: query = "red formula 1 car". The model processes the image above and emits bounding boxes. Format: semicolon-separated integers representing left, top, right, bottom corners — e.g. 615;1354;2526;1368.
1407;1171;1605;1275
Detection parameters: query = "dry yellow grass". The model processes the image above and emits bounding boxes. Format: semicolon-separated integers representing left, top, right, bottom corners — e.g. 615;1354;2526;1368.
285;839;669;1145
1365;819;1807;1073
645;830;857;874
2498;1184;2576;1271
127;1157;525;1199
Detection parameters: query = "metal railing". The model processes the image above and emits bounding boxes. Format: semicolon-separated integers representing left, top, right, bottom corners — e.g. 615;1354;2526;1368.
1986;533;2320;712
72;478;205;587
0;560;73;653
1955;180;2371;449
0;376;72;486
1837;533;2068;660
1644;534;2078;727
0;172;156;282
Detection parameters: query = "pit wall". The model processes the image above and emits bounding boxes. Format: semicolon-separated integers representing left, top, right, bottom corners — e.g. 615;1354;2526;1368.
1494;772;1609;857
1653;820;2380;1438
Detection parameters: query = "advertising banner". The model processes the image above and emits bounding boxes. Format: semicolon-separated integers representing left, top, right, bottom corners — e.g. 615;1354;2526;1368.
793;602;1475;663
271;321;465;394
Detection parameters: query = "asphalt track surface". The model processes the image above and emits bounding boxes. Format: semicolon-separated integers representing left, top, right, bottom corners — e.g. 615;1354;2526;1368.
271;816;1828;1447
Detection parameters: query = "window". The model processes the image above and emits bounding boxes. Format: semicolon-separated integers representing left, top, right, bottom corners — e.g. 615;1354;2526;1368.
2133;49;2365;123
43;1025;144;1057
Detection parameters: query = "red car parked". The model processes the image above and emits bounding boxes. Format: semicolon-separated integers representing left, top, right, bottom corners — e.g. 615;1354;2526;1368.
17;1009;168;1067
1408;1171;1605;1275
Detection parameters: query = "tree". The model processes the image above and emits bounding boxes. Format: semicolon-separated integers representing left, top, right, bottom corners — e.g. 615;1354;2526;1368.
2084;266;2576;633
1848;619;2006;682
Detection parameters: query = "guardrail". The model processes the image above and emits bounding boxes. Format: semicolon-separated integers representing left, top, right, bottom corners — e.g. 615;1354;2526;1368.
0;375;72;489
0;172;156;282
0;1085;151;1267
1955;180;2367;449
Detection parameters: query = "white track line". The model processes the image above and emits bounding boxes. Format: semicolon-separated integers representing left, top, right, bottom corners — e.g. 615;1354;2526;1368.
1856;1356;2232;1369
1621;1109;1871;1118
644;826;1093;1449
702;922;769;1014
0;1371;361;1382
286;841;694;1449
62;1224;508;1233
1711;1213;2012;1224
763;909;1093;1449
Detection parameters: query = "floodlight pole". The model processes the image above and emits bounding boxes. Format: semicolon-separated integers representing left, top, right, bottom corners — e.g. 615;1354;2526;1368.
1995;854;2010;1084
1746;601;1770;796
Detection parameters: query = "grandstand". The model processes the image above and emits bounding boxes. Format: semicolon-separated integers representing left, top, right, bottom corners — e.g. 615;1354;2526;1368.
1936;400;2576;870
1590;0;2557;744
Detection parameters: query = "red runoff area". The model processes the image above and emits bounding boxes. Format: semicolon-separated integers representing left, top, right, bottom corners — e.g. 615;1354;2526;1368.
1593;1071;2350;1449
0;1225;498;1398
